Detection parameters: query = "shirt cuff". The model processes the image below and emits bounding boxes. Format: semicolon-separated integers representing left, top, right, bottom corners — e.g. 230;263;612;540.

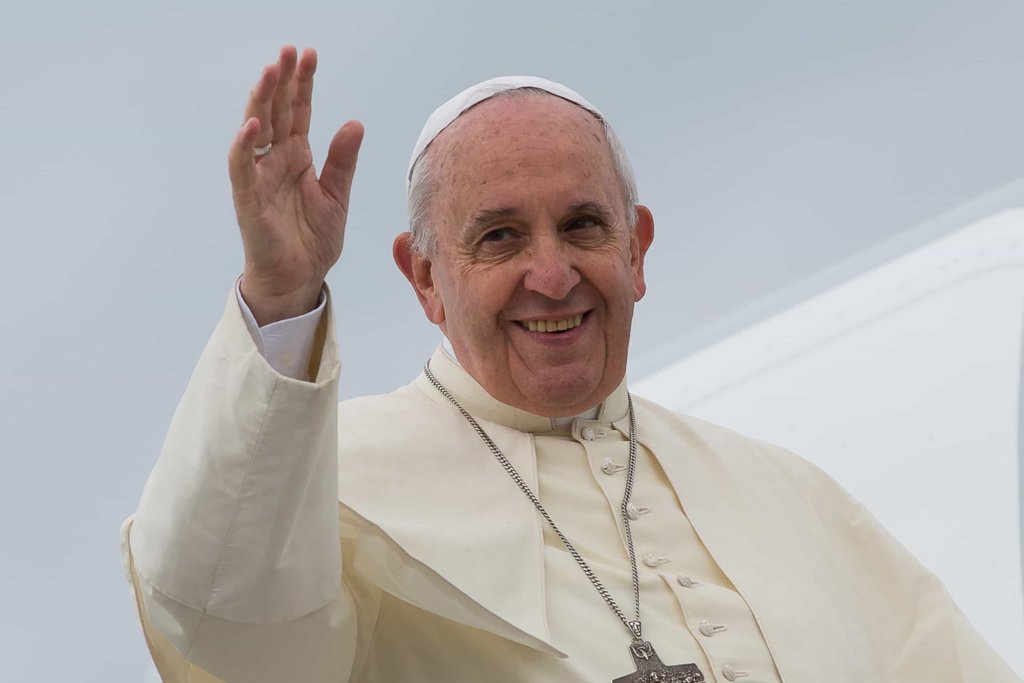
235;277;327;380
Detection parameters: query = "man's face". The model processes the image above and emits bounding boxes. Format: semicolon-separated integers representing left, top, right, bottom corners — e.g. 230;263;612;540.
397;94;654;417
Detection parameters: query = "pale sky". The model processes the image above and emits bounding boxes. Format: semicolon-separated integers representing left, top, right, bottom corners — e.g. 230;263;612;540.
2;1;1023;680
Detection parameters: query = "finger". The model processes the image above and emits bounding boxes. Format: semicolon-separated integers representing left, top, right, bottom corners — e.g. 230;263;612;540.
243;64;279;147
292;48;317;136
320;120;365;210
228;117;262;204
270;45;298;143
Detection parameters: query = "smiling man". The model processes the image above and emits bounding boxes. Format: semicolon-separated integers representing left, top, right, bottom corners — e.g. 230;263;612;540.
394;89;653;416
123;47;1019;683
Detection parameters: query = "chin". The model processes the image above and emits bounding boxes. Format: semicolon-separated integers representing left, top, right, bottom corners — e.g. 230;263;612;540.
518;367;604;415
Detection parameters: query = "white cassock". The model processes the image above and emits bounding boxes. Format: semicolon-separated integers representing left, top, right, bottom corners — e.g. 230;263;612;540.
122;289;1020;682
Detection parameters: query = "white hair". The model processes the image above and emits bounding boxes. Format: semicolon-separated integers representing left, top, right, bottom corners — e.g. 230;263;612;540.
407;87;638;255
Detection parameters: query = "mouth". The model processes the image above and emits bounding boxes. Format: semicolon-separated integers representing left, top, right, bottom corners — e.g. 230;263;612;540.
517;313;585;334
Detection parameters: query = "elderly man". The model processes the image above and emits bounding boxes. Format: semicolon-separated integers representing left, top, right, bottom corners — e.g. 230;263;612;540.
122;46;1018;683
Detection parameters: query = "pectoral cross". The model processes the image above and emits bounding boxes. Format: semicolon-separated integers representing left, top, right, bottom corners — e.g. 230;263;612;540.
612;640;704;683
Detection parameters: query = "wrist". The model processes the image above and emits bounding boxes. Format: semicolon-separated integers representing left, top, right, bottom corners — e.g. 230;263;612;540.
239;275;324;326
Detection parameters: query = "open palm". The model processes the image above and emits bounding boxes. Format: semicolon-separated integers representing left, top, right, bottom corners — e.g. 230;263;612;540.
228;46;364;325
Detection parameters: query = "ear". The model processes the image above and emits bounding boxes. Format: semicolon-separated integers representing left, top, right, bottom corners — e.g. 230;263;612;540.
393;232;446;325
630;205;655;301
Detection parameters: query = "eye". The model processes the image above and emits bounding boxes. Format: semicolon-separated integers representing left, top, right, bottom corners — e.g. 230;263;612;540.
569;216;598;229
566;216;602;231
481;227;516;242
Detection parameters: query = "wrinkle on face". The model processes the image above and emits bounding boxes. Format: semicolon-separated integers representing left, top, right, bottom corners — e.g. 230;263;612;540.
409;94;651;416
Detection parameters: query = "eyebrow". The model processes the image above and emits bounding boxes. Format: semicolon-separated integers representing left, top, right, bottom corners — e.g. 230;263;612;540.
466;206;519;233
566;201;614;222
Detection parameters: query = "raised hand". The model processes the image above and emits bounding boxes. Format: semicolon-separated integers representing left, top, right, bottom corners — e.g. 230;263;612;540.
228;46;364;325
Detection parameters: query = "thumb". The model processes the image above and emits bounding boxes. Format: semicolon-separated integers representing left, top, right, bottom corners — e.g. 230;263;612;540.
320;120;364;210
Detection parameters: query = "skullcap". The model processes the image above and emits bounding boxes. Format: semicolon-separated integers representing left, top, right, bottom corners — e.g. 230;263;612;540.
407;76;603;188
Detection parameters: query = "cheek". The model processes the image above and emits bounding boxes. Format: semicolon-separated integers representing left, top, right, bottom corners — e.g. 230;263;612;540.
593;260;637;307
443;280;498;337
442;261;522;338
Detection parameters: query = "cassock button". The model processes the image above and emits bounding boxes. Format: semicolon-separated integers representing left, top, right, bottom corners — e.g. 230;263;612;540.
677;575;700;588
698;620;727;637
721;664;748;681
626;502;652;520
642;553;672;567
601;457;626;475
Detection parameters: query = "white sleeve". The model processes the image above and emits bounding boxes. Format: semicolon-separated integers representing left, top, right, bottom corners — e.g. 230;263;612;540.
235;277;326;381
123;286;367;683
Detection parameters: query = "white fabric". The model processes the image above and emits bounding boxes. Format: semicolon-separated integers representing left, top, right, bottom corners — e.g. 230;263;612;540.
439;334;458;365
407;75;603;185
124;290;1020;682
235;277;326;380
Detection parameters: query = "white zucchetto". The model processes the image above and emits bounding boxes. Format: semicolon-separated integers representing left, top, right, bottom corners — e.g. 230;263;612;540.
407;75;604;188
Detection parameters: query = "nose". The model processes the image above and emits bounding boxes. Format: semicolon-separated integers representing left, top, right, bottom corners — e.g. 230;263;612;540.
521;238;581;300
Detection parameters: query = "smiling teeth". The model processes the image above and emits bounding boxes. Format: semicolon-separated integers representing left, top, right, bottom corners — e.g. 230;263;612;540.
524;315;584;333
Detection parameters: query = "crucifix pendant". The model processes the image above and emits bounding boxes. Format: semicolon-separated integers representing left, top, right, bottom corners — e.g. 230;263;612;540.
612;640;704;683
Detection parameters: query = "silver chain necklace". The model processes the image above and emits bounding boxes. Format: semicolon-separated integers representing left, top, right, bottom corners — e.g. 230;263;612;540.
424;364;704;683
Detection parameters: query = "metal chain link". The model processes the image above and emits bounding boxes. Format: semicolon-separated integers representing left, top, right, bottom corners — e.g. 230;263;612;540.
424;363;644;642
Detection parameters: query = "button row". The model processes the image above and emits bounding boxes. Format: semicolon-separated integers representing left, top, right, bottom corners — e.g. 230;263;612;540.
597;449;752;683
601;454;749;683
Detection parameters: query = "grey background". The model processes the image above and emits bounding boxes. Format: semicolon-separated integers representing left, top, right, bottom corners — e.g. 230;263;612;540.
1;1;1022;680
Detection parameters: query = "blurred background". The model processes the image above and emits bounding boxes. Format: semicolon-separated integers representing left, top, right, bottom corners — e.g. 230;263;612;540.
1;1;1021;679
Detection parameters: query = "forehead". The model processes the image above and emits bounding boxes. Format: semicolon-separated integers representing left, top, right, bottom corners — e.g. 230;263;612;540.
429;94;618;219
